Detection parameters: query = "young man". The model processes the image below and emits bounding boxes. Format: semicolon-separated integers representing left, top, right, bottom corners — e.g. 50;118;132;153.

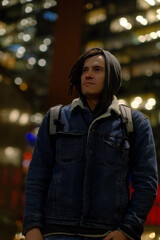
23;48;158;240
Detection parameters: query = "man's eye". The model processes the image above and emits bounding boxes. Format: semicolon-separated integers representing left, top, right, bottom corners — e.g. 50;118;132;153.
82;69;88;72
95;68;101;71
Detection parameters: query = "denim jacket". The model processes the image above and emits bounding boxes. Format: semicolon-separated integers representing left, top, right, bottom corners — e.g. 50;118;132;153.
23;97;158;240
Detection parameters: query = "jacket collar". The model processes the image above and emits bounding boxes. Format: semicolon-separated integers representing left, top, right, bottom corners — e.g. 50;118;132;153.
70;96;120;115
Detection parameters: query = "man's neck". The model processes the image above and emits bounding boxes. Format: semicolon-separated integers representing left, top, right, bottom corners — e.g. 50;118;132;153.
86;98;99;111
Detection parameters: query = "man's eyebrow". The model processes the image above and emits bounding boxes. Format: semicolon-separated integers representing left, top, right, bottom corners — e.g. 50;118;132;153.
93;65;105;69
83;65;104;69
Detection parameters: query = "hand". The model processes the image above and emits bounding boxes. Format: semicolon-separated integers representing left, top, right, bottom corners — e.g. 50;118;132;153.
104;230;129;240
25;228;43;240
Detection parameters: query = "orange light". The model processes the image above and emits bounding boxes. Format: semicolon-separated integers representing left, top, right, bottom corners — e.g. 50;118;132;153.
19;82;28;91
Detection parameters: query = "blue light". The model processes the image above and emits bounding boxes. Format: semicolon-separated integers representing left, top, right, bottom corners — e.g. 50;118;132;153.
43;11;58;22
25;132;36;143
7;44;22;52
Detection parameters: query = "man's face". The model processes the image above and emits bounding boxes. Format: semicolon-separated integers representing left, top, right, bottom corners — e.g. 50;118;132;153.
81;54;105;102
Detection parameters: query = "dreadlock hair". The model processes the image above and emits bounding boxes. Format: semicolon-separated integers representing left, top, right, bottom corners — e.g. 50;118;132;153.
68;48;104;96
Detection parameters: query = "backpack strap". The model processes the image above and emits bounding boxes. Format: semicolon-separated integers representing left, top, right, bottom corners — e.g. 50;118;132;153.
119;104;133;133
49;104;63;134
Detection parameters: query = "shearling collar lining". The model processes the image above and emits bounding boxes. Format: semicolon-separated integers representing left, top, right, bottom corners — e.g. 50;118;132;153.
70;96;120;115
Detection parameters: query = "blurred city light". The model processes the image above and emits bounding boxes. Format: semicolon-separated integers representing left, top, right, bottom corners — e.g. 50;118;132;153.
136;15;148;25
119;17;132;30
145;98;156;110
23;34;31;42
39;44;48;52
38;58;47;67
9;109;20;122
43;37;52;45
2;0;9;6
25;4;33;14
19;82;28;91
14;77;23;85
0;28;6;36
85;8;107;25
43;11;58;22
149;232;156;238
18;113;30;125
44;0;57;9
14;232;25;240
118;99;128;105
145;0;156;6
30;113;43;124
28;57;36;65
0;0;160;239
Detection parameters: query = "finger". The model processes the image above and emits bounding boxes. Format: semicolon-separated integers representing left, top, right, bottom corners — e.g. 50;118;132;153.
103;232;113;240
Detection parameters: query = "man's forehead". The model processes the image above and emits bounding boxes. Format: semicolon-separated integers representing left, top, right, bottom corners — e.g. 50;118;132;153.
83;55;105;66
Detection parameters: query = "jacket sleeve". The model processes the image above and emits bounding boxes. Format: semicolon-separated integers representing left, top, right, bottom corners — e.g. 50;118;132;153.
118;111;158;240
23;112;54;235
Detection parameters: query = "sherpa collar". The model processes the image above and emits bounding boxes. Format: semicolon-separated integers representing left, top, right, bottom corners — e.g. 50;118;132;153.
70;96;120;115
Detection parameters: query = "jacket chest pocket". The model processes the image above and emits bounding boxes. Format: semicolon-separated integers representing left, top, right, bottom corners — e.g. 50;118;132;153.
55;132;86;162
102;134;130;167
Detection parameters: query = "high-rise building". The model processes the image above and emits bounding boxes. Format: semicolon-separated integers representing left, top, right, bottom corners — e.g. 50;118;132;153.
0;0;159;239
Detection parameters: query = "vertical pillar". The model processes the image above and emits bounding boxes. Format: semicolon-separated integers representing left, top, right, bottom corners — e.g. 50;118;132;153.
48;0;84;107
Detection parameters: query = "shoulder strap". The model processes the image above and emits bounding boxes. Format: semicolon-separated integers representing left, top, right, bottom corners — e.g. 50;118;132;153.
119;104;133;133
49;104;63;134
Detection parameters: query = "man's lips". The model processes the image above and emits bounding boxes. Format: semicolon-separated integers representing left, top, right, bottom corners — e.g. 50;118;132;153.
83;81;94;86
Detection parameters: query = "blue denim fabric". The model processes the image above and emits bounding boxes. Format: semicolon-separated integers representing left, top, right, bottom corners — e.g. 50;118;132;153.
23;102;158;240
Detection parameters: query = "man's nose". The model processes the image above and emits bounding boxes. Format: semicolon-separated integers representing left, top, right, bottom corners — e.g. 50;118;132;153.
85;69;93;79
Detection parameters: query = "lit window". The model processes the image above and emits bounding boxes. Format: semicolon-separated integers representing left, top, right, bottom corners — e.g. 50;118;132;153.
144;0;155;6
14;77;23;85
43;38;52;45
39;44;47;52
23;34;31;42
119;17;132;30
19;113;30;125
131;96;143;109
25;4;33;14
0;28;6;36
9;109;20;122
150;31;158;39
28;57;36;65
21;18;28;26
145;98;156;110
118;99;128;105
17;46;26;54
2;0;9;6
136;15;148;25
138;35;146;43
38;59;47;67
44;0;57;9
20;82;28;91
86;3;93;10
85;8;107;25
30;113;43;124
